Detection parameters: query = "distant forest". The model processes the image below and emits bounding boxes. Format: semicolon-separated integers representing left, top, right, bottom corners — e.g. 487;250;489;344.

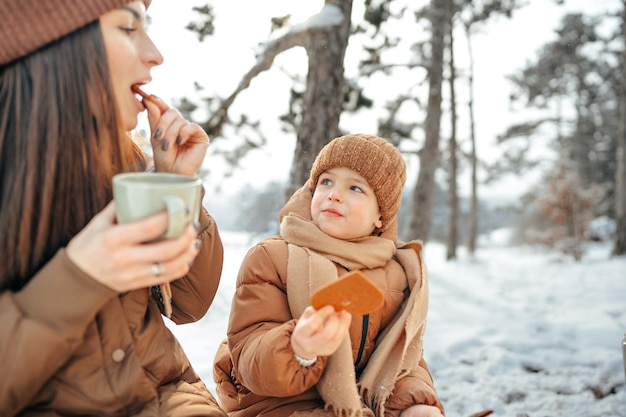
175;0;626;260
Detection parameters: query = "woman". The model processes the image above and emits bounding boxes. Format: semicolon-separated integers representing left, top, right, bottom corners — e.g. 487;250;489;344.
0;1;226;416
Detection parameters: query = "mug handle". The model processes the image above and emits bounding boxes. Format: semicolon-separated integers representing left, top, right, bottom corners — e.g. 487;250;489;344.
161;195;189;239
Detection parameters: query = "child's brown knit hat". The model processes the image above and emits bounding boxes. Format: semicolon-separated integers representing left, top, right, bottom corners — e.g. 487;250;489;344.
0;0;151;66
309;134;406;233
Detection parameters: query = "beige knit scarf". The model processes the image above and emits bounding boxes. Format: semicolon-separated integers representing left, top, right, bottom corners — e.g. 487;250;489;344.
281;214;429;417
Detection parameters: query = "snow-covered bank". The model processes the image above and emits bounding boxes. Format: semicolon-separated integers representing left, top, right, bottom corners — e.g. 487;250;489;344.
169;232;626;417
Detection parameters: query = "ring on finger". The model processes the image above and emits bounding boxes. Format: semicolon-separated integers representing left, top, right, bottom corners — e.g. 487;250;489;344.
151;262;166;278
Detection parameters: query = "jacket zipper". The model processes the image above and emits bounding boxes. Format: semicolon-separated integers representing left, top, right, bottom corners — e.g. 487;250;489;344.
355;314;369;371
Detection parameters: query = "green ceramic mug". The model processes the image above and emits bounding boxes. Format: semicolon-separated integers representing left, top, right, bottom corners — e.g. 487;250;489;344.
113;172;202;240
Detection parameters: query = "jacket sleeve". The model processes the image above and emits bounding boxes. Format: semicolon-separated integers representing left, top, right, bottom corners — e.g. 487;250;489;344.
0;250;116;417
383;357;445;417
169;206;224;324
227;240;328;397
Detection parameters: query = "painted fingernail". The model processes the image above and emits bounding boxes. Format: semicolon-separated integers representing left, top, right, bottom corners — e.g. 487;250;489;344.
153;128;162;139
176;135;182;145
194;239;202;250
193;221;200;231
161;140;170;151
188;260;195;268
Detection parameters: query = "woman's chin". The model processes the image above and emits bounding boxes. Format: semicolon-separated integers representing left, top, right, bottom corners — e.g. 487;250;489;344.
122;117;139;132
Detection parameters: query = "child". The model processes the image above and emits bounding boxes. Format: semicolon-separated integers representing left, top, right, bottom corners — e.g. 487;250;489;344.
214;134;445;417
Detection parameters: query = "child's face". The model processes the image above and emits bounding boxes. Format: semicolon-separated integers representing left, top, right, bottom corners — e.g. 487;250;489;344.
311;167;383;240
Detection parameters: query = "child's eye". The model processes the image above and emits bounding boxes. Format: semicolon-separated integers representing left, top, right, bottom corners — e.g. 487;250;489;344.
120;26;137;34
351;185;364;193
320;178;332;186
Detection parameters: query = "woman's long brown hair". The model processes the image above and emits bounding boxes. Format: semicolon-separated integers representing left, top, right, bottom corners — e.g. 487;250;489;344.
0;21;146;291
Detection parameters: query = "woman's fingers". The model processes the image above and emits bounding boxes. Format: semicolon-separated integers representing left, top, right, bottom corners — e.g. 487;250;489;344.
116;225;200;267
143;93;169;120
106;210;170;247
161;118;188;149
176;122;211;147
67;200;201;294
117;230;201;289
100;224;200;292
141;94;210;176
150;109;181;148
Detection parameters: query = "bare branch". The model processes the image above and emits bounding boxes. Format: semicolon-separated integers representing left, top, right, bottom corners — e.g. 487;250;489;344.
203;4;345;138
203;30;308;137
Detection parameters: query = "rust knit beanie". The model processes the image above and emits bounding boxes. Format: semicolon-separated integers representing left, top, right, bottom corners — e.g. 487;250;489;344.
309;134;406;233
0;0;151;66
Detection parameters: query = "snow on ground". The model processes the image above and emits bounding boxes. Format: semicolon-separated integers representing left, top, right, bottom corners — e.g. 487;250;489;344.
168;231;626;417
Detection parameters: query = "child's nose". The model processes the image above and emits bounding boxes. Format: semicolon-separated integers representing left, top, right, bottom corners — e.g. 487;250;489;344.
328;189;341;201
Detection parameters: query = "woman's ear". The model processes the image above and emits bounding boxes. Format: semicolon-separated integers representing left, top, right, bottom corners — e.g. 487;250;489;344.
374;216;383;229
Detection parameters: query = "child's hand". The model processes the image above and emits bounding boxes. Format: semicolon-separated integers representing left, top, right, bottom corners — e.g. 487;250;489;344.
290;305;351;361
399;405;444;417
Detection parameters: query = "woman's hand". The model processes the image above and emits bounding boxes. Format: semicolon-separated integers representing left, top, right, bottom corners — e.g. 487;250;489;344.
66;201;201;293
399;405;444;417
290;305;352;360
144;96;209;177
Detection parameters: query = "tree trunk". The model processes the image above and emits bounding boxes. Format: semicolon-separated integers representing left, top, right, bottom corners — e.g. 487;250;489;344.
465;24;479;256
446;16;458;260
284;0;353;201
614;0;626;256
406;0;449;243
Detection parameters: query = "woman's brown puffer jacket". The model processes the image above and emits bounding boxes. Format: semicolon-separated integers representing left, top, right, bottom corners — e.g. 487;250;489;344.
0;209;227;417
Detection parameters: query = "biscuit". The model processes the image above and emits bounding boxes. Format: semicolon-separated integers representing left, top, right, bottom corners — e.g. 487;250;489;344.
132;84;168;114
310;270;384;315
132;84;157;104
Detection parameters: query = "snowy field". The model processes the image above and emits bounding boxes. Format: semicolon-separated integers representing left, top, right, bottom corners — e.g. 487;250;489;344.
168;230;626;417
